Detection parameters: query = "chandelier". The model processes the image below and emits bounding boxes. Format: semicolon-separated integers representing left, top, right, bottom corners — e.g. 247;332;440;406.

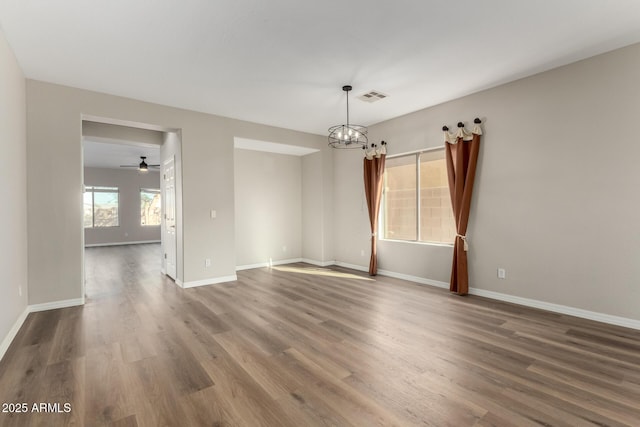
328;85;368;149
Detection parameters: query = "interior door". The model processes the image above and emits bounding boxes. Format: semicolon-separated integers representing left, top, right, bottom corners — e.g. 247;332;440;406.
163;156;177;279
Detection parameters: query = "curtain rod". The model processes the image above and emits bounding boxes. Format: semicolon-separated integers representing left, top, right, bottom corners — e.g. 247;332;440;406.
442;117;482;131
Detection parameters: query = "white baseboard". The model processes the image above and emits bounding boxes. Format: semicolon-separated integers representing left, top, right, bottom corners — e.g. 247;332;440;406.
334;261;368;272
331;263;450;289
178;275;238;289
236;258;303;271
236;258;337;270
1;297;85;363
300;258;336;267
334;262;640;330
0;307;29;363
377;269;449;289
468;288;640;330
29;297;85;312
84;240;160;248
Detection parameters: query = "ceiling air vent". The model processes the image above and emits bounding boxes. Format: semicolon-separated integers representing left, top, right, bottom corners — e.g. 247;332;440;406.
358;90;388;103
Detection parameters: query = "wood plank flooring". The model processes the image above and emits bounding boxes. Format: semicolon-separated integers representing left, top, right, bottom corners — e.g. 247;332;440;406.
1;243;639;426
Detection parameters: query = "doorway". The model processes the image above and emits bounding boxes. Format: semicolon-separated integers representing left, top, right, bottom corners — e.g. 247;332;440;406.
81;118;183;298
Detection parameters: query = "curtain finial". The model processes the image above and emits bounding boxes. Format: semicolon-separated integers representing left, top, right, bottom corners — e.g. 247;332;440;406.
474;118;481;124
457;122;464;128
442;126;449;131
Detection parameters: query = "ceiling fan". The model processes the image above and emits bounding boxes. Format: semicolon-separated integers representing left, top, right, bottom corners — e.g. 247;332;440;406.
119;156;160;172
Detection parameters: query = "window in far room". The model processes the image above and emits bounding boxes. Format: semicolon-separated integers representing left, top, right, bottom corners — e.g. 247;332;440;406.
140;188;161;226
382;148;455;244
84;186;119;228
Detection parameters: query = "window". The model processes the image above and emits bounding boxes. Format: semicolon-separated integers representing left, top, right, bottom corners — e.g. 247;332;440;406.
384;156;417;240
84;186;119;228
383;148;455;244
140;188;161;226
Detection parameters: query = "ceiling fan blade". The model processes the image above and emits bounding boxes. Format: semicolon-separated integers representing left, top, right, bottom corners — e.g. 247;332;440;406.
119;165;139;167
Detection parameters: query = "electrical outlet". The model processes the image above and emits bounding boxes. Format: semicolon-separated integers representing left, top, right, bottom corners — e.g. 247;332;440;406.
282;245;287;253
360;249;365;257
497;268;506;279
18;285;22;297
205;258;211;268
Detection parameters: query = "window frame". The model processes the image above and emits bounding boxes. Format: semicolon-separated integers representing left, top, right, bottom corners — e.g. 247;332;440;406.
84;186;120;228
140;188;162;227
380;146;454;246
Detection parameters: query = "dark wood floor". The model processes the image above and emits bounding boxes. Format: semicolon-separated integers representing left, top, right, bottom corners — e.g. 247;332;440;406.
1;244;639;426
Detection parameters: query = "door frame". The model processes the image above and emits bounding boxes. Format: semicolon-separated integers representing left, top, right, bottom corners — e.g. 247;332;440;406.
80;116;184;297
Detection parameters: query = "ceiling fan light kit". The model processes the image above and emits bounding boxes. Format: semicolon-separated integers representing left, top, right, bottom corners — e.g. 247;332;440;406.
119;156;160;171
139;156;148;172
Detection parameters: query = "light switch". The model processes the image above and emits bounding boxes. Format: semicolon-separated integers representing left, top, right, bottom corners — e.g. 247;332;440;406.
210;210;217;219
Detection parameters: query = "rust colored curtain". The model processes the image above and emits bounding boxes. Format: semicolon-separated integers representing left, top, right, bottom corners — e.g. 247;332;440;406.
445;121;482;295
363;151;386;275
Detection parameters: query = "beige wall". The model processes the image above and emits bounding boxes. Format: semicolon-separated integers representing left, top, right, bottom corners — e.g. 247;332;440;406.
26;80;327;304
302;149;334;264
333;148;374;267
0;28;28;355
83;167;161;246
334;42;640;321
21;36;640;322
234;149;302;266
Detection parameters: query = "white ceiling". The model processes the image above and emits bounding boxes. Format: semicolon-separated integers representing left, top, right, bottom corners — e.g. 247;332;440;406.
2;1;640;135
83;138;161;170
